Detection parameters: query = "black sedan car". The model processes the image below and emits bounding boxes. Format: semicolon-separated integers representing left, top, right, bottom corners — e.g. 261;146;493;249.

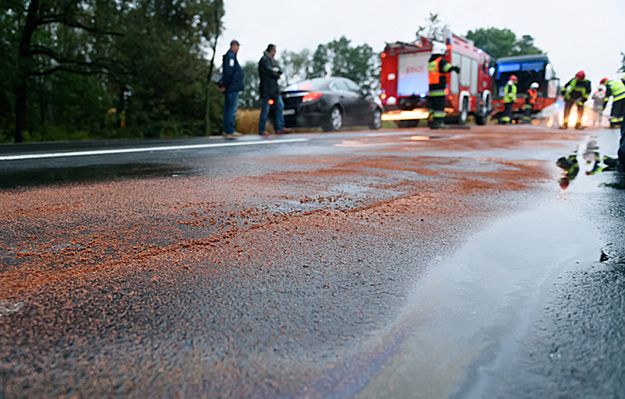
280;77;382;132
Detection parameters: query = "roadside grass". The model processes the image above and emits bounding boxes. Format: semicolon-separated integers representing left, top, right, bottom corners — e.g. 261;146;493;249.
236;109;273;134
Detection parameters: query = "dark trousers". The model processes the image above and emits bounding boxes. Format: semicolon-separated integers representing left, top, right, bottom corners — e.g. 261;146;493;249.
259;96;284;133
428;95;445;128
522;104;534;123
500;102;513;123
610;98;625;126
563;100;584;127
223;91;239;134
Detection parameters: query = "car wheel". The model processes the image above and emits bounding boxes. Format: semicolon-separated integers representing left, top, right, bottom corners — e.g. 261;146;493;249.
323;106;343;132
476;96;490;126
369;108;382;130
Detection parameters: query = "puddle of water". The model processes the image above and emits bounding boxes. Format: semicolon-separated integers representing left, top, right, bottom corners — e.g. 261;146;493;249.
355;199;602;399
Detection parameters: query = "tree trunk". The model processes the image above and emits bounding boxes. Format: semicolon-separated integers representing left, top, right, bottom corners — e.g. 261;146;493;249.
205;1;222;136
204;49;217;135
14;0;41;143
14;75;27;143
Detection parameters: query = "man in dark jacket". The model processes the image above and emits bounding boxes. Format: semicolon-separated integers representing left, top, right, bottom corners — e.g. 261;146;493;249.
220;40;244;138
258;44;287;135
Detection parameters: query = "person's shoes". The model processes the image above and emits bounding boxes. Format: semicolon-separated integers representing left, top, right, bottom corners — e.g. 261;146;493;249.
559;124;568;130
222;133;237;140
231;131;243;137
575;124;585;130
275;128;292;135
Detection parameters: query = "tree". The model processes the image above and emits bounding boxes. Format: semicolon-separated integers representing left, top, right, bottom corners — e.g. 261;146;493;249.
305;37;378;90
416;13;448;42
465;27;543;60
11;0;123;142
280;49;311;86
308;44;328;79
203;0;224;135
326;37;378;90
239;61;260;109
513;34;543;56
1;0;226;142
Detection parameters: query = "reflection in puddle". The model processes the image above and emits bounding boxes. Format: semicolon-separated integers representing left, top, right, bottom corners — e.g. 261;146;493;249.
0;163;194;189
556;155;579;190
556;138;622;190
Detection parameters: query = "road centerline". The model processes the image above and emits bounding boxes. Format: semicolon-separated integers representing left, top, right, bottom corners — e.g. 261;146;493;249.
0;138;310;161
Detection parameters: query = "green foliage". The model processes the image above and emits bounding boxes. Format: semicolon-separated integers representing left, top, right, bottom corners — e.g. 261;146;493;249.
1;0;225;141
280;49;311;86
240;61;260;109
308;44;329;79
305;37;379;90
465;27;544;60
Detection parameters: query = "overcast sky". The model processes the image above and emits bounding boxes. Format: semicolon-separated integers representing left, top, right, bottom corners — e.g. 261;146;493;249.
219;0;625;86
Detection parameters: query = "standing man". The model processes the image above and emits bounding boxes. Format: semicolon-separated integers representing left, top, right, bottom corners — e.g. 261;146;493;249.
499;75;518;124
560;71;591;130
522;82;539;124
258;44;287;135
427;41;460;129
220;40;244;138
600;77;625;128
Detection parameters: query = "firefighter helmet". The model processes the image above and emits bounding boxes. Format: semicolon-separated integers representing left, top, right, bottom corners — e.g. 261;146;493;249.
530;82;539;89
431;41;447;55
600;77;609;85
510;75;518;82
575;70;586;80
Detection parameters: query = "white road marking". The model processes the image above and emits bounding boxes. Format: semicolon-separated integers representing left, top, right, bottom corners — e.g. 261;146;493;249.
0;138;310;161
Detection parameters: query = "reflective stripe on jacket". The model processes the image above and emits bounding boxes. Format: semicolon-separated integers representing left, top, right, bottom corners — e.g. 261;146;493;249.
504;82;517;104
605;80;625;103
562;78;591;101
428;55;452;97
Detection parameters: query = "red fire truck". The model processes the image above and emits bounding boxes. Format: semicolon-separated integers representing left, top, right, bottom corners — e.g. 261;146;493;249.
491;54;560;121
380;33;493;126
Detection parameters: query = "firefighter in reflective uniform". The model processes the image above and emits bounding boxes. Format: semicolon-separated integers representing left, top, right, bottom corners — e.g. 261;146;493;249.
428;41;460;129
561;71;591;130
600;77;625;128
499;75;518;124
522;82;539;124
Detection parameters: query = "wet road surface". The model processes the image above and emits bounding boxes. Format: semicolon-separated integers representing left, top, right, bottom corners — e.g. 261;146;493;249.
0;127;623;398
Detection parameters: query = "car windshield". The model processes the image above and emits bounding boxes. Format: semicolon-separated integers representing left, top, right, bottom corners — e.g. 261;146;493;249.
285;79;330;91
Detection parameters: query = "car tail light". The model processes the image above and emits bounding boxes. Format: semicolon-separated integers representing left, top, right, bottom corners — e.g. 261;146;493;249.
302;92;323;103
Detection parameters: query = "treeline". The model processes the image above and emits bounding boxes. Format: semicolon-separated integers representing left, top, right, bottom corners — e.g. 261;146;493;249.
1;0;225;143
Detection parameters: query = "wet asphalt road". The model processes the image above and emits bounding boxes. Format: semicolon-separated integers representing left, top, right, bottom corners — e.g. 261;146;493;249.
0;127;624;398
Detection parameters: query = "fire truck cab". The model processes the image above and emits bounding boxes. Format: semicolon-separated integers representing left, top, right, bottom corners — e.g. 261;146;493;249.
492;54;560;121
380;33;493;126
